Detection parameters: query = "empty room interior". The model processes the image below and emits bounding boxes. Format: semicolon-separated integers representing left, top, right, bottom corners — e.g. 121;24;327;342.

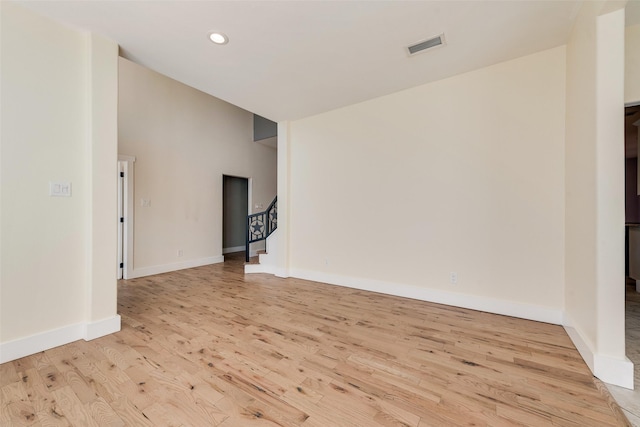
2;0;640;425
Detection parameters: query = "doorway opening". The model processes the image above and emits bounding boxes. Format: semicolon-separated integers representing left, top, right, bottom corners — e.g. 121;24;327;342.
623;103;640;400
222;175;249;259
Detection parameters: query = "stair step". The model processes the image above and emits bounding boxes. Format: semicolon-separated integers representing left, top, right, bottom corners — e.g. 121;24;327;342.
245;256;260;265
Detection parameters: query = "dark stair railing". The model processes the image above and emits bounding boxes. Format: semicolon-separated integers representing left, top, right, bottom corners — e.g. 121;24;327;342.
246;196;277;262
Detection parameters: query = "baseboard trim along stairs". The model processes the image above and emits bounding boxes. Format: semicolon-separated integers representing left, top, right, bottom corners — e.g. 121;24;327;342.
245;229;279;274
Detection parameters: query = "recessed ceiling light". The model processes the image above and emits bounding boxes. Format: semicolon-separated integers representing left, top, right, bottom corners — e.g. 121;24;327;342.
209;32;228;45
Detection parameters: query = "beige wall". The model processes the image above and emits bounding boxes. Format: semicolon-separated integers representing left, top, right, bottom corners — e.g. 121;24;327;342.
287;47;566;315
118;58;277;273
0;3;119;353
627;24;640;104
564;0;600;357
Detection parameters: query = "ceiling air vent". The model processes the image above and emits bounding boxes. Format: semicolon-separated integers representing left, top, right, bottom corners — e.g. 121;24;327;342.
407;34;445;56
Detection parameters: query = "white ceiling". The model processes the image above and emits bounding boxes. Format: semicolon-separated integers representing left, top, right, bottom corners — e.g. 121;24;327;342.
16;1;595;121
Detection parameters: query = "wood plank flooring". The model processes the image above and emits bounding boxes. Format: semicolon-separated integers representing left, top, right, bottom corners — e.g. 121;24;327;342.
0;252;631;426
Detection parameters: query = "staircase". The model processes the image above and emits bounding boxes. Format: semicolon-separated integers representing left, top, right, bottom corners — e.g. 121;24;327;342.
244;196;278;274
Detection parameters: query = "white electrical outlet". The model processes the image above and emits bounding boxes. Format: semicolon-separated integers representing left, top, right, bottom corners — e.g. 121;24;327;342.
49;181;71;197
450;272;458;284
177;249;183;257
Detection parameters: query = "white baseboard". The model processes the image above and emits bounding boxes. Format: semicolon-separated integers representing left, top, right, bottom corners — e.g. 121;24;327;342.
595;354;634;389
289;269;563;325
129;255;224;279
223;246;245;254
564;316;634;389
85;315;121;341
0;322;84;364
563;320;594;368
0;315;121;364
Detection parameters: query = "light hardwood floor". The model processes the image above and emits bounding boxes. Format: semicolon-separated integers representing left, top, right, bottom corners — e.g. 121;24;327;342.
0;252;631;426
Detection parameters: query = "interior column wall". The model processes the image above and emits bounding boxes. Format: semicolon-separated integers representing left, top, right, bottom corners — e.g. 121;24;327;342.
85;33;121;338
564;1;632;388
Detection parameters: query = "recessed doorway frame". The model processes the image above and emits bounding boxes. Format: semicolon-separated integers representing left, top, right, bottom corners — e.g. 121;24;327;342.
118;155;135;279
222;174;252;257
